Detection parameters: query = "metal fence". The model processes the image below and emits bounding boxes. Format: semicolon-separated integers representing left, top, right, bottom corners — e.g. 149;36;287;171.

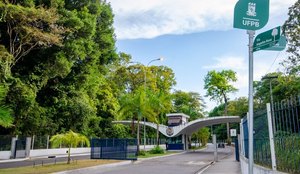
91;138;137;160
242;109;272;167
273;96;300;173
241;96;300;173
0;135;12;151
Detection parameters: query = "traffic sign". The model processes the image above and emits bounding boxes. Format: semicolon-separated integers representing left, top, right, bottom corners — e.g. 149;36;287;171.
253;26;281;52
234;0;269;30
265;36;287;51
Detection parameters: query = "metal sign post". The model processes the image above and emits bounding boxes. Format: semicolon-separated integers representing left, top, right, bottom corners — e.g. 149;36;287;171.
247;30;255;174
234;1;269;173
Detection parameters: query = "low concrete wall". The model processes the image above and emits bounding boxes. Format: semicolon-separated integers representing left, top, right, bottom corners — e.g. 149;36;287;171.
240;155;286;174
0;145;165;160
30;148;90;158
0;151;11;160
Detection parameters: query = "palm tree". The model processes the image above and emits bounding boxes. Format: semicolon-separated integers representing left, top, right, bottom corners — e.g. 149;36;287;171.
119;87;154;152
50;130;90;164
148;90;172;146
0;85;13;128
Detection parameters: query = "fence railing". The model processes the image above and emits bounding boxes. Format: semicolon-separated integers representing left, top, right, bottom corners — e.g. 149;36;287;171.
273;96;300;173
0;135;12;151
0;135;167;152
241;96;300;173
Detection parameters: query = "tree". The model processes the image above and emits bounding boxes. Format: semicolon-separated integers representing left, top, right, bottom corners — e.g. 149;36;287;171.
50;130;90;164
0;1;64;68
282;0;300;75
0;0;121;137
172;90;205;120
192;128;210;147
119;87;154;152
0;85;13;128
148;90;172;146
204;70;238;143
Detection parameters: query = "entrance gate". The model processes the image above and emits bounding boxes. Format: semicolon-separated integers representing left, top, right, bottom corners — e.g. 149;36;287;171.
91;138;137;160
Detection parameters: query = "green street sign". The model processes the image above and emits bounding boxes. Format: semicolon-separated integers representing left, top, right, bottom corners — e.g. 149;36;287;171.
253;26;281;52
265;36;287;51
234;0;269;30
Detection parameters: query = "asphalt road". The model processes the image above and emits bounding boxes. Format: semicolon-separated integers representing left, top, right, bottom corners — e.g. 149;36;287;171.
0;155;90;169
59;145;233;174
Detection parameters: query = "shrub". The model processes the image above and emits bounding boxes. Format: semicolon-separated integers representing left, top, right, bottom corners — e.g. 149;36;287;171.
138;150;146;156
149;146;164;154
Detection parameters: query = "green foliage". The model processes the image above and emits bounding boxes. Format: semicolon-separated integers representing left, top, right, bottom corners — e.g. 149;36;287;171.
50;130;90;164
275;135;300;173
254;73;300;107
138;150;147;156
50;130;90;148
0;0;121;137
149;146;165;154
0;85;13;128
172;90;205;120
0;1;64;66
282;0;300;75
204;70;238;103
192;128;210;147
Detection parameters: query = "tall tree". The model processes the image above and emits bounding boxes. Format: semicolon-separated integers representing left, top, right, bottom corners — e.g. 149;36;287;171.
148;90;172;146
172;90;205;120
0;85;13;128
0;0;120;137
204;70;238;143
0;1;64;68
119;87;154;152
282;0;300;75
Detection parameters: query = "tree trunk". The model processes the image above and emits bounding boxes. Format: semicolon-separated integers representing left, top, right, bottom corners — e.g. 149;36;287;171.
131;118;135;135
67;147;71;164
156;123;159;146
137;119;140;153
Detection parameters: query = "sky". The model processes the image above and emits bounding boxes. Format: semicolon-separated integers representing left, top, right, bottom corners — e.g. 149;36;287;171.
107;0;297;113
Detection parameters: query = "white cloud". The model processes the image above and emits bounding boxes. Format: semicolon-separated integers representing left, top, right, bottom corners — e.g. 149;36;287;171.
108;0;296;39
203;56;247;70
202;54;283;90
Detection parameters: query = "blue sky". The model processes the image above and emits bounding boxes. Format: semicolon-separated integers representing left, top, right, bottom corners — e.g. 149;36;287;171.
107;0;296;112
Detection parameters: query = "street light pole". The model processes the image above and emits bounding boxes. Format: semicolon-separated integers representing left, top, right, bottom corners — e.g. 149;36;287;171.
143;57;163;150
262;75;278;133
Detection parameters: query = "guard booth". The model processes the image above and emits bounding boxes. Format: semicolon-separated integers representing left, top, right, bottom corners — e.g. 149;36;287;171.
166;113;190;150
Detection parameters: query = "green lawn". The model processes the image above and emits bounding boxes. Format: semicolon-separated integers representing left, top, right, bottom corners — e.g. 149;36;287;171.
0;151;179;174
0;159;121;174
138;151;178;158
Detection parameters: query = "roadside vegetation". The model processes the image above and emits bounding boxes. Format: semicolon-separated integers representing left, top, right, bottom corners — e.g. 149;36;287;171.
0;159;121;174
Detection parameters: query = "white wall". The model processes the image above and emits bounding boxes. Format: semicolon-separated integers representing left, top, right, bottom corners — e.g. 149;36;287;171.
30;148;90;158
0;151;11;160
240;155;287;174
0;145;165;160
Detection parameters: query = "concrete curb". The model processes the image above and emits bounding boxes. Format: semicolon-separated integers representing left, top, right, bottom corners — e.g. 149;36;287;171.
0;157;29;163
53;160;132;174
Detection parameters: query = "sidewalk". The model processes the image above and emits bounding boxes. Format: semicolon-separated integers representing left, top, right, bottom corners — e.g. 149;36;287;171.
200;147;241;174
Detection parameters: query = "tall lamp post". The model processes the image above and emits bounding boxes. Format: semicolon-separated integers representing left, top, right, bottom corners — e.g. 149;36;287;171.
262;75;278;133
143;57;163;150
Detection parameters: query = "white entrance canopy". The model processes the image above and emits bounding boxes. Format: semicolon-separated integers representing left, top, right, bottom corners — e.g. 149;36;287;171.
113;116;240;137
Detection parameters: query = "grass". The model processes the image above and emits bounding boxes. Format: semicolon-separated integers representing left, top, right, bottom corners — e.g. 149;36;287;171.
0;159;121;174
138;151;178;158
0;151;180;174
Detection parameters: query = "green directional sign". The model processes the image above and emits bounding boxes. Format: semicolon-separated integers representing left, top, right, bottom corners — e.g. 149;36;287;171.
253;26;281;52
265;36;287;51
234;0;269;30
